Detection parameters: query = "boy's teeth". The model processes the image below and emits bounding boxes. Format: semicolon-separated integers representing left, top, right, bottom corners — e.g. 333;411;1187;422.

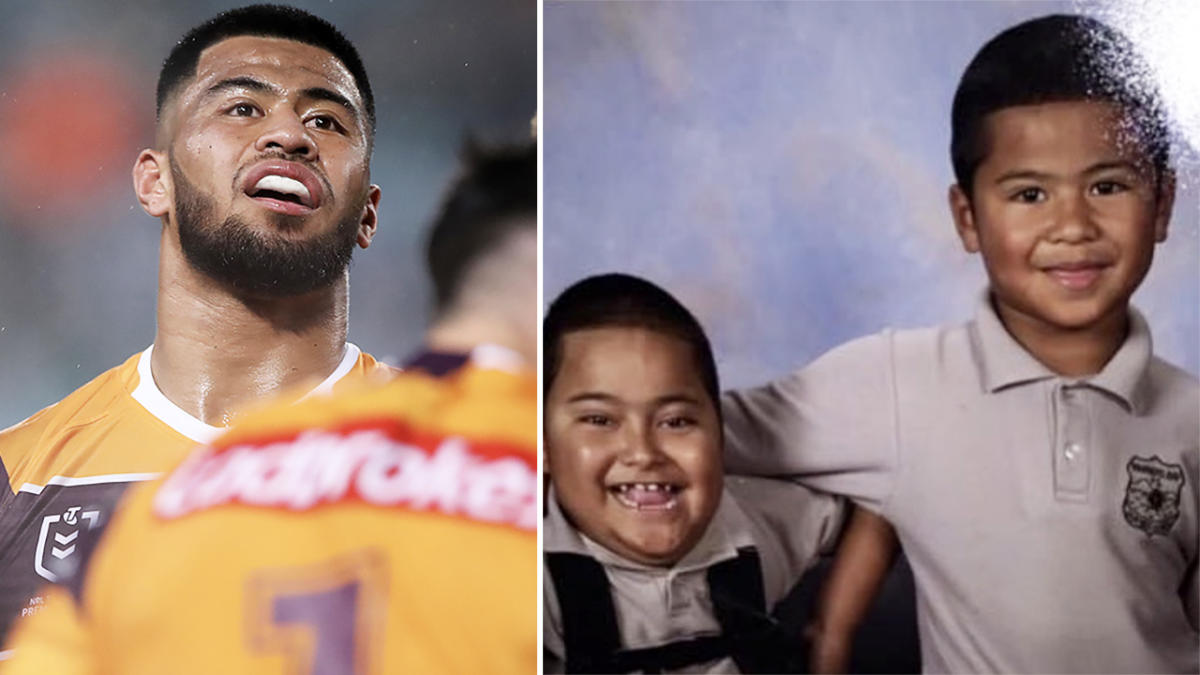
254;175;310;200
611;483;680;510
614;482;675;492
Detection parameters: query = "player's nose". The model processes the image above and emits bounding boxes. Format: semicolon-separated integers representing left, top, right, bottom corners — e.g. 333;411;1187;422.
1047;190;1099;243
254;111;316;159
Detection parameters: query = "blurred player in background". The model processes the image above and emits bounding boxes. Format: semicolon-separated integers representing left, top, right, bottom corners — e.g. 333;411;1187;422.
0;140;536;674
407;140;536;371
0;4;393;646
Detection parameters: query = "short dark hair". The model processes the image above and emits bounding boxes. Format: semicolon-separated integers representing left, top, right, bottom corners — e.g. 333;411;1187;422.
426;140;536;311
543;273;720;414
157;4;375;141
951;14;1169;194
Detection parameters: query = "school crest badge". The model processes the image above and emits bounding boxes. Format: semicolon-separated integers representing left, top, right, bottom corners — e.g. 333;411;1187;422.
1122;456;1185;537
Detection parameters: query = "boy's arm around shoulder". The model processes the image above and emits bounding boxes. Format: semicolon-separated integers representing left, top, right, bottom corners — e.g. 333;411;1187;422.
721;333;900;507
727;478;897;673
806;506;898;674
726;476;846;597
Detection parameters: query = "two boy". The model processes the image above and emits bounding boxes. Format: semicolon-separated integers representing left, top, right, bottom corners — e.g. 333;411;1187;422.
545;12;1196;674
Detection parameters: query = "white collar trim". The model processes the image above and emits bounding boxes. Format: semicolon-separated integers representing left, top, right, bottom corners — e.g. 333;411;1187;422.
130;343;361;443
300;342;361;399
469;343;527;374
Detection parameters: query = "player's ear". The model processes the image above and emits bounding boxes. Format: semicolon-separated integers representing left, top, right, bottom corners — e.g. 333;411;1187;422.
1152;168;1175;243
356;184;382;249
133;150;171;219
949;183;980;253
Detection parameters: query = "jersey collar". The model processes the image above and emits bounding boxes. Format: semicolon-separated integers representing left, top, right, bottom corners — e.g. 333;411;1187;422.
130;343;362;443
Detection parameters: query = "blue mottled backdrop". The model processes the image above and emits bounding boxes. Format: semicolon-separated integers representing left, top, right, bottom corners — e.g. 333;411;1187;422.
544;1;1199;386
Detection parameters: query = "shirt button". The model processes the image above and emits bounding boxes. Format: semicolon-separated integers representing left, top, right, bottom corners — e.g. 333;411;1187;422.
1064;443;1083;461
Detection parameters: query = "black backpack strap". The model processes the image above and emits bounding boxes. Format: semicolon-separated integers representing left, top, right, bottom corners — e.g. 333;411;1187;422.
545;552;623;673
608;635;731;673
709;547;792;673
548;547;790;673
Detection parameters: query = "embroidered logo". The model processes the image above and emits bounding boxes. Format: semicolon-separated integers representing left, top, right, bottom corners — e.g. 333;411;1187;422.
1122;456;1185;537
34;506;101;582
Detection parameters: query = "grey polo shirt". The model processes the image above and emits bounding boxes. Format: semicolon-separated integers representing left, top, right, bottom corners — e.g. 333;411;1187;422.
723;294;1199;674
543;476;844;673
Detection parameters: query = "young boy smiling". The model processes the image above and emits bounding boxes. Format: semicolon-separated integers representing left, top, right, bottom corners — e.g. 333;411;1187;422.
723;14;1197;673
543;274;888;673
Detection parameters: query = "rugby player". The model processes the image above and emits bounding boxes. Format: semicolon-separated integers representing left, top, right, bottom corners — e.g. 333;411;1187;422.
1;142;536;674
0;4;392;645
410;140;536;371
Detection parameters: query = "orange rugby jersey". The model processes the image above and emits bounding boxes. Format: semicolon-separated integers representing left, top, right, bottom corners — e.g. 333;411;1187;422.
2;350;536;675
0;344;386;644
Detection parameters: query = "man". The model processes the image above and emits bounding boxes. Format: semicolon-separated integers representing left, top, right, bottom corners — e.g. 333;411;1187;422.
1;142;537;674
0;5;391;645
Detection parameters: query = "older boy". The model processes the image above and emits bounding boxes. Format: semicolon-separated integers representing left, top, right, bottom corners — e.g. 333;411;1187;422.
723;14;1198;673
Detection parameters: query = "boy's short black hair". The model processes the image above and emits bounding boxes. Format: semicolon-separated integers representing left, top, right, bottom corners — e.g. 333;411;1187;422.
951;14;1168;194
426;140;536;312
157;4;375;141
544;273;720;413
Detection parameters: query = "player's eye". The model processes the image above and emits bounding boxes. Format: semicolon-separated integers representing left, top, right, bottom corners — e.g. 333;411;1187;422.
226;102;261;117
1090;180;1128;196
306;114;345;133
1010;187;1047;204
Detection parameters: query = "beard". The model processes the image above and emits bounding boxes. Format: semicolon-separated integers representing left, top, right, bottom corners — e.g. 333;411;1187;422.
171;159;363;298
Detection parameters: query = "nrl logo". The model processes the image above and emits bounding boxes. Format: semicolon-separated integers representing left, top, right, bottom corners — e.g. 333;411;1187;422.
34;506;101;582
1122;456;1185;537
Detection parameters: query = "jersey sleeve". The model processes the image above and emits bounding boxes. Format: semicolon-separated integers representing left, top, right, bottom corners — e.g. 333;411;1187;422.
0;407;55;497
721;332;900;511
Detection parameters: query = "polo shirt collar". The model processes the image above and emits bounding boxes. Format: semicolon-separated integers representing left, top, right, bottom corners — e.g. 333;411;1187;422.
1086;306;1152;414
544;486;753;574
971;292;1056;392
969;290;1152;413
